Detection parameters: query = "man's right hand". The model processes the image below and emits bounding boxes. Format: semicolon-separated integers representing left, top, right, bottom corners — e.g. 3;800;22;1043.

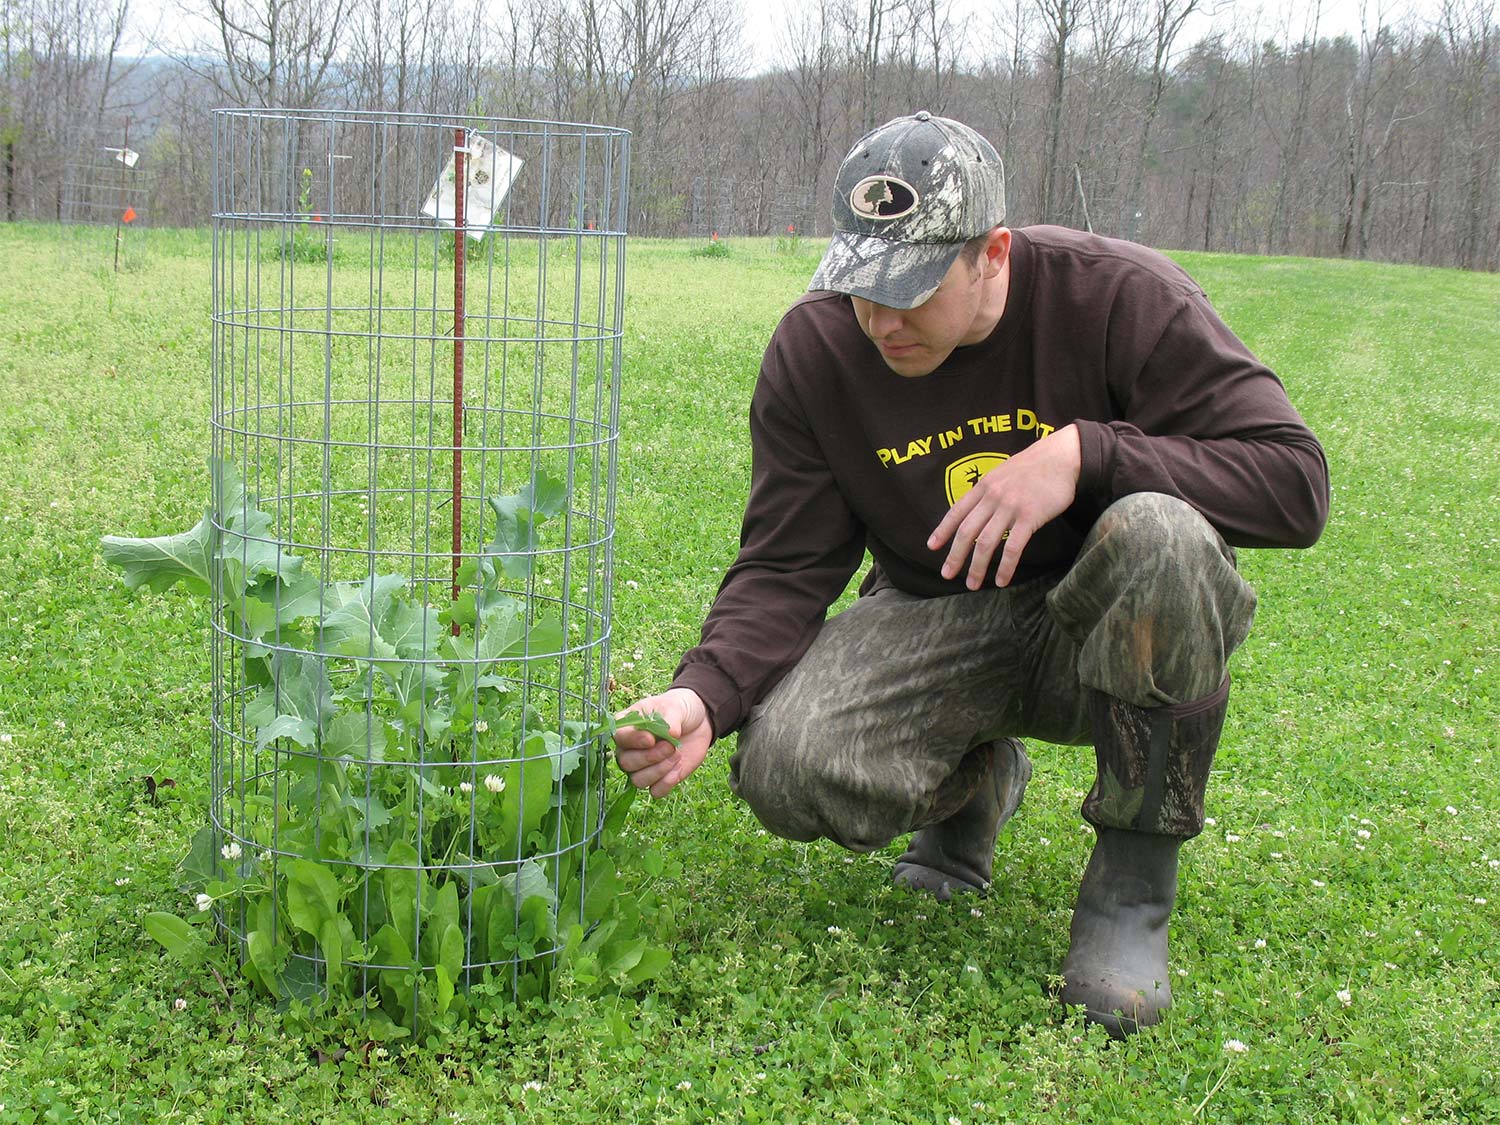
611;687;713;798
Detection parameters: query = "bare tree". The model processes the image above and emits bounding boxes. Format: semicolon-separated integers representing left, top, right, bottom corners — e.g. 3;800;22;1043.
1034;0;1077;223
172;0;354;109
1123;0;1200;236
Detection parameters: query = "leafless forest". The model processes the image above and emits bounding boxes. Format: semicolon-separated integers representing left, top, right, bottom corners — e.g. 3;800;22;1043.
3;0;1497;268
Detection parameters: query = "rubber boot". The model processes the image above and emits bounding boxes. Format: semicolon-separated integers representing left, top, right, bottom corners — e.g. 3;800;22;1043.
892;737;1032;901
1059;827;1180;1037
1061;679;1230;1036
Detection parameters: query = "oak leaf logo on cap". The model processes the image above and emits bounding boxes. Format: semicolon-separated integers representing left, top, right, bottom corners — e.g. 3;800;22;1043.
849;175;919;221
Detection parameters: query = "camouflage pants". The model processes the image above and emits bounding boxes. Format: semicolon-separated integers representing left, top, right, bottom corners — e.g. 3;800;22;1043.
730;493;1257;850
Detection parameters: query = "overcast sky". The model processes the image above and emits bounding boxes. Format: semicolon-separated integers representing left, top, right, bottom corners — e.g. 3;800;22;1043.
124;0;1457;70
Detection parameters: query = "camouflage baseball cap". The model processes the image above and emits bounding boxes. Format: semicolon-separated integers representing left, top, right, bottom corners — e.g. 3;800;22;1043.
809;112;1006;309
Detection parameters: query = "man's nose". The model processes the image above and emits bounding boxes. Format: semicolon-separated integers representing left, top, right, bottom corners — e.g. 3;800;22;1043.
867;303;904;338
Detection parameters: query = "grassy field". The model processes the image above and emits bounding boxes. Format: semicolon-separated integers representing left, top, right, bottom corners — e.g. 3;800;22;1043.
0;221;1497;1123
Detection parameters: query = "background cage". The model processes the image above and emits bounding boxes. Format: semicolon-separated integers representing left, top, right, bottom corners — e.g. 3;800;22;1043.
207;108;629;1029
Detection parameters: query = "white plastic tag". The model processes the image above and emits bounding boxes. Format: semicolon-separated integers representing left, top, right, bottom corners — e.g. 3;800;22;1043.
421;133;522;241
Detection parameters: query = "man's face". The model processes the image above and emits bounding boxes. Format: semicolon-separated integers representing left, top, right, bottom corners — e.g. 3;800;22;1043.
849;235;1008;377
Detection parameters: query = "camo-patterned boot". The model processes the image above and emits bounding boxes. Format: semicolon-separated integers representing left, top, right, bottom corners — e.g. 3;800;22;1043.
1061;677;1230;1036
892;737;1032;901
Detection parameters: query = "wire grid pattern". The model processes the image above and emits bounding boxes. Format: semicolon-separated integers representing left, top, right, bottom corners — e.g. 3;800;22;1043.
209;108;629;1020
61;121;151;226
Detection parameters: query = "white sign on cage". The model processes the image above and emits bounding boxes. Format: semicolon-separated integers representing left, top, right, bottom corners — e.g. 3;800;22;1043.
104;147;140;168
421;133;522;240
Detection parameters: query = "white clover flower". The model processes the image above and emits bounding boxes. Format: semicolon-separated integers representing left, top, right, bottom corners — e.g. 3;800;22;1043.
0;733;11;743
1446;806;1459;815
826;925;842;935
1488;859;1499;870
755;1072;767;1081
1336;988;1352;1006
1312;879;1327;888
964;964;979;974
883;919;895;926
1204;817;1217;827
676;1080;693;1091
1223;1039;1248;1055
485;774;506;794
1039;837;1050;846
1476;897;1488;905
221;841;243;861
949;1116;963;1125
114;877;130;887
174;998;187;1011
625;579;639;589
474;719;489;733
459;781;474;795
195;893;213;912
523;1080;543;1092
1254;938;1267;949
971;907;984;918
1356;829;1371;840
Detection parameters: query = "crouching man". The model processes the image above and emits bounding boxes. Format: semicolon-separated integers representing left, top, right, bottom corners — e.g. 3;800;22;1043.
613;112;1328;1036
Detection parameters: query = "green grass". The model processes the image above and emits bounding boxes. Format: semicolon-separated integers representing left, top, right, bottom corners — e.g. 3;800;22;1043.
0;221;1497;1122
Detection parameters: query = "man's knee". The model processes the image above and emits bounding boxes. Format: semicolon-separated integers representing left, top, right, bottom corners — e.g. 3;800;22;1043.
1088;492;1232;571
730;717;919;853
1050;492;1257;706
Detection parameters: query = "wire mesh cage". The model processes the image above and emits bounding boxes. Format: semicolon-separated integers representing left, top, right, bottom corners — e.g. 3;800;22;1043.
206;108;630;1030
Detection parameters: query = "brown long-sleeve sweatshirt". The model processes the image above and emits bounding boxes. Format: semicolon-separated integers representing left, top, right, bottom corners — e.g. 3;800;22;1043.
671;226;1330;738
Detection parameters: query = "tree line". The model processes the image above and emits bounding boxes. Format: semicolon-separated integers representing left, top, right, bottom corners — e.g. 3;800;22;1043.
2;0;1496;270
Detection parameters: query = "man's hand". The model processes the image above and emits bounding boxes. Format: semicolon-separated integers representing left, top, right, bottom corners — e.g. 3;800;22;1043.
927;423;1082;589
611;687;713;798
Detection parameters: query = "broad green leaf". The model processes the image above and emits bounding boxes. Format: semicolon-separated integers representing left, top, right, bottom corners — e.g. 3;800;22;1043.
437;922;464;984
142;912;207;964
283;858;341;940
383;840;422;956
626;945;671;988
178;826;218;891
435;963;455;1014
582;853;618;924
341;789;392;834
485;495;538;579
601;934;648;978
101;516;215;596
319;917;344;990
602;785;637;840
499;858;558;911
320;575;406;661
431;880;460;938
254;713;317;749
244;653;335;749
511;611;563;659
519;471;567;518
246;929;282;999
370;922;415;968
323;711;388;763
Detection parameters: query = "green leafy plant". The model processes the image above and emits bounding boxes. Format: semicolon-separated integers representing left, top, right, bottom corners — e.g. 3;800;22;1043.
689;235;730;259
271;168;333;263
103;461;672;1036
775;223;802;256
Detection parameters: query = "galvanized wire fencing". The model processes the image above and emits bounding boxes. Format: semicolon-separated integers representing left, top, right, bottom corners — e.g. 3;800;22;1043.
207;108;629;1029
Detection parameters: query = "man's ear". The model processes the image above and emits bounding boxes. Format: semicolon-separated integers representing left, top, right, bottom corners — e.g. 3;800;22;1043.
983;227;1013;277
